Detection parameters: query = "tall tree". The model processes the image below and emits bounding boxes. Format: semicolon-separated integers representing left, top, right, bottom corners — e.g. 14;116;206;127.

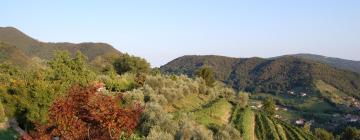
113;53;150;75
196;67;215;87
262;97;276;116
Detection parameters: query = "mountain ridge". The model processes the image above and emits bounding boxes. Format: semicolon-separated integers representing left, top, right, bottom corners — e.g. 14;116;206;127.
0;26;121;61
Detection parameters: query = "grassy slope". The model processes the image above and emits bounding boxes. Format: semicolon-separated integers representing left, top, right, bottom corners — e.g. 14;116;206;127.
191;98;233;126
315;80;353;106
231;107;256;140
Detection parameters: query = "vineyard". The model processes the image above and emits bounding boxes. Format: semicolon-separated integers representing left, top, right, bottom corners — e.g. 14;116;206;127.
231;107;318;140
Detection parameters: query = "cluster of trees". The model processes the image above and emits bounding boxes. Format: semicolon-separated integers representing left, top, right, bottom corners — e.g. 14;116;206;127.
313;127;360;140
0;51;148;139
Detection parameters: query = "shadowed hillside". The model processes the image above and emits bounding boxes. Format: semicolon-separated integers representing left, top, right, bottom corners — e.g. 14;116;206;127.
0;27;121;61
292;53;360;74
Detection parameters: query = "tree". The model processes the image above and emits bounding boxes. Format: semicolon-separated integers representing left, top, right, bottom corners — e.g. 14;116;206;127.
262;97;276;116
196;67;215;87
303;122;311;133
33;84;143;139
113;53;150;75
48;51;96;87
314;128;334;140
236;92;249;108
340;127;360;140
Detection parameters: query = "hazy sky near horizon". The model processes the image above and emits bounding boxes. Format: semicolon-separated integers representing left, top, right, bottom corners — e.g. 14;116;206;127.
1;0;360;67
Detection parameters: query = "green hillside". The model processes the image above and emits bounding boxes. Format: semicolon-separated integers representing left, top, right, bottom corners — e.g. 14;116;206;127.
0;27;121;61
292;53;360;74
160;55;360;100
0;42;33;67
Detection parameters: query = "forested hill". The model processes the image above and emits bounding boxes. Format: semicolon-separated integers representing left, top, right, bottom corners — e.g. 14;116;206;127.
160;55;360;99
291;53;360;74
0;27;121;61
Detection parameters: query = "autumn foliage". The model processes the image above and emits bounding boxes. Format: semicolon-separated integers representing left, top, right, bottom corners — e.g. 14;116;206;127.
32;84;143;140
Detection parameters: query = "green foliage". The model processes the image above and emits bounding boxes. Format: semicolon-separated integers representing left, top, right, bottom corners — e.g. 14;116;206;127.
48;51;96;87
101;73;136;92
147;126;174;140
231;107;255;140
161;55;360;100
191;98;232;126
208;124;241;140
0;101;5;123
303;122;311;133
235;92;249;108
340;127;360;140
314;128;334;140
263;97;276;116
176;119;214;140
196;67;216;87
0;128;19;140
113;53;150;75
0;27;121;61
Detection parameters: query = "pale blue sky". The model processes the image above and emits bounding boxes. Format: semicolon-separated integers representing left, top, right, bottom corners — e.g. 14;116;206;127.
1;0;360;67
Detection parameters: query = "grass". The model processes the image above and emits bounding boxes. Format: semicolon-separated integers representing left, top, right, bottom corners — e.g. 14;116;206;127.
232;107;256;140
168;94;208;113
315;80;350;106
0;128;19;140
190;98;232;126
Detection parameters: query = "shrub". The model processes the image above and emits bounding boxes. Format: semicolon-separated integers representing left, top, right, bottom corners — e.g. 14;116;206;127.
209;124;242;140
236;92;249;108
113;53;150;75
196;67;216;87
176;119;213;140
33;85;143;139
340;127;360;140
314;128;335;140
262;97;276;116
139;103;178;136
147;126;175;140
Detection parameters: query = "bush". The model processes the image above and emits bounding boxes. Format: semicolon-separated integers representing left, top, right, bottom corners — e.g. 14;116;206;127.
196;67;216;87
176;119;213;140
101;73;136;92
340;127;360;140
147;126;175;140
139;103;178;136
209;124;242;140
314;128;334;140
113;53;150;75
262;97;276;116
236;92;249;108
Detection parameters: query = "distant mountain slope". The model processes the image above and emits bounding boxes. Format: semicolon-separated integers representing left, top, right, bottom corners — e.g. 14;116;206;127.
292;53;360;74
0;27;121;61
161;55;360;100
0;42;32;67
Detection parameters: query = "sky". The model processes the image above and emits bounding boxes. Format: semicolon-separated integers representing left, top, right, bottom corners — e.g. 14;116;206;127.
1;0;360;67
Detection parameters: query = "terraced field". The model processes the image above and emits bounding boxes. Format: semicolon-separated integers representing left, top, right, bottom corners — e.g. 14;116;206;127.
190;98;233;126
232;107;318;140
231;107;256;140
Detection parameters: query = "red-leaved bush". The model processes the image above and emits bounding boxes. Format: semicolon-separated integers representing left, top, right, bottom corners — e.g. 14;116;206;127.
32;84;143;140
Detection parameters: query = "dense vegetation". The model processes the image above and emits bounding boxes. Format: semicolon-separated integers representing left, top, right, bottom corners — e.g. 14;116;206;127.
292;53;360;74
161;55;360;99
1;27;359;140
0;27;121;63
